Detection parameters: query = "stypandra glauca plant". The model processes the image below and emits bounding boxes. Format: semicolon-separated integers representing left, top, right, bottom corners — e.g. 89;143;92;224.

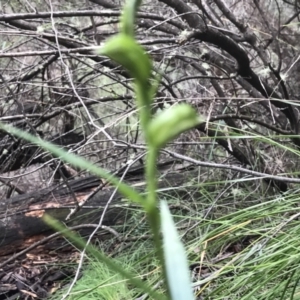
0;0;202;299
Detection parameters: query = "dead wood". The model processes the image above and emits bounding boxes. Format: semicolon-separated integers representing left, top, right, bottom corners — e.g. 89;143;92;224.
0;168;197;256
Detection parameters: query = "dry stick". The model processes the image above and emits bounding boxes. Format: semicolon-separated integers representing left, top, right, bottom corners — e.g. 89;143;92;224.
164;149;300;184
116;141;300;184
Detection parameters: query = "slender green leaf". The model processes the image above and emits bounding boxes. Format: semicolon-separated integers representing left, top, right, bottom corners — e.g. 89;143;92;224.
44;215;167;300
160;200;194;300
0;123;144;205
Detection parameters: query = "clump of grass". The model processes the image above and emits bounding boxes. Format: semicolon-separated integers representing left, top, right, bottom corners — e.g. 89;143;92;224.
48;179;300;299
180;183;300;299
49;257;135;300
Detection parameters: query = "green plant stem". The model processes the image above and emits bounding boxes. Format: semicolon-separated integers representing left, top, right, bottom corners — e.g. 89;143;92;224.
135;81;152;135
136;80;163;261
135;70;169;295
145;146;170;297
145;146;160;238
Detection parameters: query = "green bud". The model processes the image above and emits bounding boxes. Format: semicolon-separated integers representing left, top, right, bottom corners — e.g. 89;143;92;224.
98;34;152;86
148;104;201;149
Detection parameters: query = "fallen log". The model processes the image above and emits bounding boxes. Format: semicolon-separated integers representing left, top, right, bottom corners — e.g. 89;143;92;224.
0;168;197;256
